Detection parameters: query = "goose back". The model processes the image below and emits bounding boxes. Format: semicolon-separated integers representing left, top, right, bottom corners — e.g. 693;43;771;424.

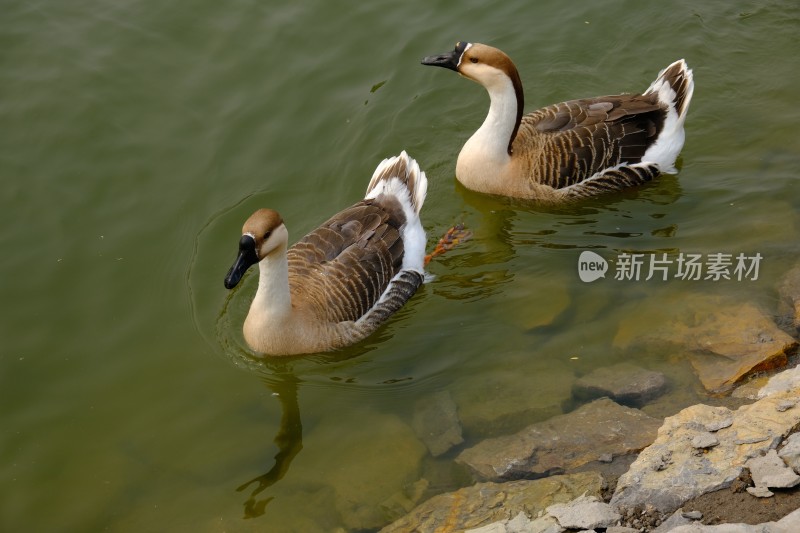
286;198;408;325
513;94;665;190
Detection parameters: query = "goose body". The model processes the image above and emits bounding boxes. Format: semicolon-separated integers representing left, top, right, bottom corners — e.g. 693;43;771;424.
224;152;427;356
422;42;694;201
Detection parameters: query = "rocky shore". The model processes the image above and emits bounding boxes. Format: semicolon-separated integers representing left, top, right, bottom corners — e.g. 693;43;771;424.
372;267;800;533
379;365;800;533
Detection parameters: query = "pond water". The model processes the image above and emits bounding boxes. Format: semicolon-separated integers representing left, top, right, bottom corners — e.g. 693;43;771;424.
3;0;800;531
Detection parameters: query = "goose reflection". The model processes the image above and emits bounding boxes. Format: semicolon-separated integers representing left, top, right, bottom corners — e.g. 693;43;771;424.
236;371;303;518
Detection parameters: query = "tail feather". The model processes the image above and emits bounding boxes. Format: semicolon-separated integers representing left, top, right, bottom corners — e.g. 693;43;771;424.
640;60;694;173
645;59;694;122
365;151;428;215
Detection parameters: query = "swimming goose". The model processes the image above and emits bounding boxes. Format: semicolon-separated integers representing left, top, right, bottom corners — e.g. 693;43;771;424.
422;42;694;201
224;152;428;356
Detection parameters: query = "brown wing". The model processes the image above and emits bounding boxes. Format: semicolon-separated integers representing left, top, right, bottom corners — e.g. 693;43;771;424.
515;93;666;189
286;198;407;324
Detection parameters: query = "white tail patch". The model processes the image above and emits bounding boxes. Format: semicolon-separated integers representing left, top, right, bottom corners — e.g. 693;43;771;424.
365;151;428;215
365;151;428;273
642;59;695;173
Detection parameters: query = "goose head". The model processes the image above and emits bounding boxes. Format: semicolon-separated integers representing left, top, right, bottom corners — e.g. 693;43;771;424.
422;42;522;95
224;208;288;289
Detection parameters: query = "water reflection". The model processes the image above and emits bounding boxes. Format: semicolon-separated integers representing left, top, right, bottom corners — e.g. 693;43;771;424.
236;371;303;518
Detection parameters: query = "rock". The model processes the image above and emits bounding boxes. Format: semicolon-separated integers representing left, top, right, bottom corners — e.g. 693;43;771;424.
746;449;800;492
457;398;660;481
465;512;564;533
684;302;795;393
777;263;800;329
691;432;720;449
705;417;734;432
607;527;640;533
411;390;463;457
524;515;564;533
465;523;508;533
778;433;800;472
546;495;621;530
682;510;703;520
668;506;800;532
380;471;604;533
452;362;574;437
572;363;669;407
615;296;795;393
745;485;774;498
778;507;800;531
758;364;800;399
610;371;800;515
652;509;694;533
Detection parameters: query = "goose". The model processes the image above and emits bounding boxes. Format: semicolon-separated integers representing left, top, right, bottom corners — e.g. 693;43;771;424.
422;42;694;201
224;152;428;356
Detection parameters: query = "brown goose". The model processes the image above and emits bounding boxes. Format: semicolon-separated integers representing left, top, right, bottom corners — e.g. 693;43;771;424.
224;152;427;356
422;42;694;201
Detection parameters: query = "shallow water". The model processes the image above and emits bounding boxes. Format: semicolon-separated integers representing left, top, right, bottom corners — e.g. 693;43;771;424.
3;0;800;531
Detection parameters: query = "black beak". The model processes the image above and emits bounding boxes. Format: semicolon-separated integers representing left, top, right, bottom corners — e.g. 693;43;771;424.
224;235;259;289
421;50;460;72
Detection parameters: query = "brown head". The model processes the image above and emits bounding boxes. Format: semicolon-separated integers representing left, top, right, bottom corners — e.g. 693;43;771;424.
224;208;287;289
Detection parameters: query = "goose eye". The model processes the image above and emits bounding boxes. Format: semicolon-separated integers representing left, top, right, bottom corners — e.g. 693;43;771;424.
470;57;478;63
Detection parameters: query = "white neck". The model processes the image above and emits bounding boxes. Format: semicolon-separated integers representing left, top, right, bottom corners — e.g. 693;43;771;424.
457;74;519;190
250;246;292;321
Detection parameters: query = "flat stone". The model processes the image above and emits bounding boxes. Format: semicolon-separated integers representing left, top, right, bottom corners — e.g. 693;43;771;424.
457;398;660;481
614;296;795;393
691;432;720;449
610;369;800;515
411;390;463;457
746;485;774;498
452;361;574;437
652;509;693;533
546;495;621;530
778;433;800;472
607;527;640;533
684;302;795;393
465;511;565;533
572;363;669;407
746;449;800;489
758;364;800;399
380;471;604;533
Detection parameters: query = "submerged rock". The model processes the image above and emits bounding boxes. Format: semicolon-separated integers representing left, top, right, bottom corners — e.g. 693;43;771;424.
411;390;464;457
572;362;669;407
456;398;660;481
379;471;604;533
452;362;574;437
610;368;800;515
615;296;795;393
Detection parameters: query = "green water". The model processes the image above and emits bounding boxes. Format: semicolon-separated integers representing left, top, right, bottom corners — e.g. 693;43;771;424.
3;0;800;530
